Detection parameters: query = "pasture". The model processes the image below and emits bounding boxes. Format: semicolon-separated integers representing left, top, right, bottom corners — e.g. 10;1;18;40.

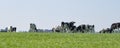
0;32;119;48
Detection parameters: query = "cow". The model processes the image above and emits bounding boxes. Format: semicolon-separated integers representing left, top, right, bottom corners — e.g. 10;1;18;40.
69;21;76;32
87;25;95;32
52;26;62;32
29;23;38;32
111;22;120;32
76;24;95;33
111;22;120;29
76;24;86;33
61;21;76;32
8;26;17;32
61;22;70;32
99;28;112;33
12;27;17;32
76;25;83;32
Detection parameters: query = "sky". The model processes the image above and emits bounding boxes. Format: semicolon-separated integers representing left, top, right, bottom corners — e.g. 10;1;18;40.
0;0;120;32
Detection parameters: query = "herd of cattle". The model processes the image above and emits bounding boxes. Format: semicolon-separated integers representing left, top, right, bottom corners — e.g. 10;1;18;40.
52;21;95;33
100;22;120;33
0;21;120;33
52;21;120;33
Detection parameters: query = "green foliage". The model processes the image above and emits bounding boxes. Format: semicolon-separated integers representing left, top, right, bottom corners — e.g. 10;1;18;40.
0;32;119;48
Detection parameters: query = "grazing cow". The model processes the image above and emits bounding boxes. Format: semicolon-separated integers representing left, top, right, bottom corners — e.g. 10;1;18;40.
29;23;38;32
99;28;112;33
52;26;62;32
99;29;106;33
111;22;120;32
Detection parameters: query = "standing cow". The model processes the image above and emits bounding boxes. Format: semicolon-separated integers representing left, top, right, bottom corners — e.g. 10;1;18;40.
111;22;120;33
29;23;38;32
8;26;17;32
76;24;95;33
61;21;76;33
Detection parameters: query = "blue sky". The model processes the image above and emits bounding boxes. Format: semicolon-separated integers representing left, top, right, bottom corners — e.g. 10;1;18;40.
0;0;120;31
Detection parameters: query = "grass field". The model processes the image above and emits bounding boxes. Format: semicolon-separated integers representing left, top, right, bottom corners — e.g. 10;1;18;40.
0;32;120;48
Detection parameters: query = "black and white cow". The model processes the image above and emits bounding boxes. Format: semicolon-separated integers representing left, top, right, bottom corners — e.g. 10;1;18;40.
99;28;112;33
29;23;38;32
76;24;95;33
61;21;76;32
52;26;62;32
111;22;120;33
8;26;17;32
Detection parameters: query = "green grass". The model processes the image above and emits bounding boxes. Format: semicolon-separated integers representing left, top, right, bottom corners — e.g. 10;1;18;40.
0;32;120;48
